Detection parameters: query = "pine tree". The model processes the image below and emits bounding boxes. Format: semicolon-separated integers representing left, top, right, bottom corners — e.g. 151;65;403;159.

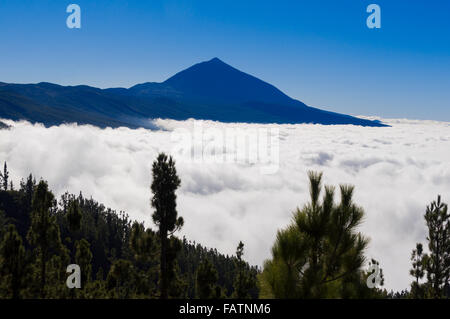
20;174;35;213
27;180;63;298
232;241;256;298
423;195;450;298
130;221;156;265
67;198;82;234
151;153;183;299
0;224;27;298
75;239;93;286
196;258;219;299
107;259;136;298
1;162;9;191
259;171;369;298
45;246;71;298
409;243;426;298
129;221;159;297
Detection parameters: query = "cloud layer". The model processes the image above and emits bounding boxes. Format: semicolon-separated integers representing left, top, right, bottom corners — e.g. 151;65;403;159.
1;117;449;292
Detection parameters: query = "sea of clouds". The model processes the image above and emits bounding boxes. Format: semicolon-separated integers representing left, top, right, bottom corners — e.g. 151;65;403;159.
1;117;449;292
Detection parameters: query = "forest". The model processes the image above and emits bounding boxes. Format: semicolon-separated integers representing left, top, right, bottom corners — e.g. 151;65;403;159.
0;155;448;299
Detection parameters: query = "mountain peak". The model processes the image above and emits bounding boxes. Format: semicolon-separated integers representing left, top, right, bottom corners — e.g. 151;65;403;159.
208;57;224;63
193;57;235;72
163;57;295;105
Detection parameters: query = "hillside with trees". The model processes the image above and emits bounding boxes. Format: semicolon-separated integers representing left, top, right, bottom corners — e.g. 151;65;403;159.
0;155;448;299
0;155;258;299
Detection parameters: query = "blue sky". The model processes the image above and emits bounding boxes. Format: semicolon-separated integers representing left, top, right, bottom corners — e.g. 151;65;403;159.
0;0;449;120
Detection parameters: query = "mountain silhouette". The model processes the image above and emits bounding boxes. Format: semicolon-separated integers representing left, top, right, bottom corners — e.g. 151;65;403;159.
0;58;386;128
163;57;297;105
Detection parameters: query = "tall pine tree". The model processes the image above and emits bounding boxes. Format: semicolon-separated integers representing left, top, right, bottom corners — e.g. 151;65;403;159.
259;172;370;298
1;162;9;191
151;153;183;299
232;241;256;298
27;180;63;298
423;196;450;298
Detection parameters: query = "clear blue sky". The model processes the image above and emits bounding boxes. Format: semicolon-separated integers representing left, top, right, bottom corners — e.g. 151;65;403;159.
0;0;449;120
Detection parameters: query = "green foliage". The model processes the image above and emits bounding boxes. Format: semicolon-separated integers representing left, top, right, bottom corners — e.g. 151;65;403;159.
424;195;450;298
107;259;136;298
178;237;259;298
129;221;159;297
75;239;93;285
27;180;63;298
130;221;156;265
67;197;82;233
409;243;426;298
0;224;28;298
196;258;219;299
409;195;450;299
44;247;71;298
260;171;372;298
20;174;35;212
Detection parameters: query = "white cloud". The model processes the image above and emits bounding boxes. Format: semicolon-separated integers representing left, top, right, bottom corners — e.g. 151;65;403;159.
1;117;449;292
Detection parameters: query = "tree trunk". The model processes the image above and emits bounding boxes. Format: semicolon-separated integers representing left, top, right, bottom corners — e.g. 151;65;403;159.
160;226;168;299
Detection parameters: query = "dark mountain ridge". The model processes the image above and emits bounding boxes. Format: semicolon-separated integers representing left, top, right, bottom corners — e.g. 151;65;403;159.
0;58;386;128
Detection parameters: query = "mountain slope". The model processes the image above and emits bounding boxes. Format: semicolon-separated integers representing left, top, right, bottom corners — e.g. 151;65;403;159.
0;120;9;129
0;58;386;127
